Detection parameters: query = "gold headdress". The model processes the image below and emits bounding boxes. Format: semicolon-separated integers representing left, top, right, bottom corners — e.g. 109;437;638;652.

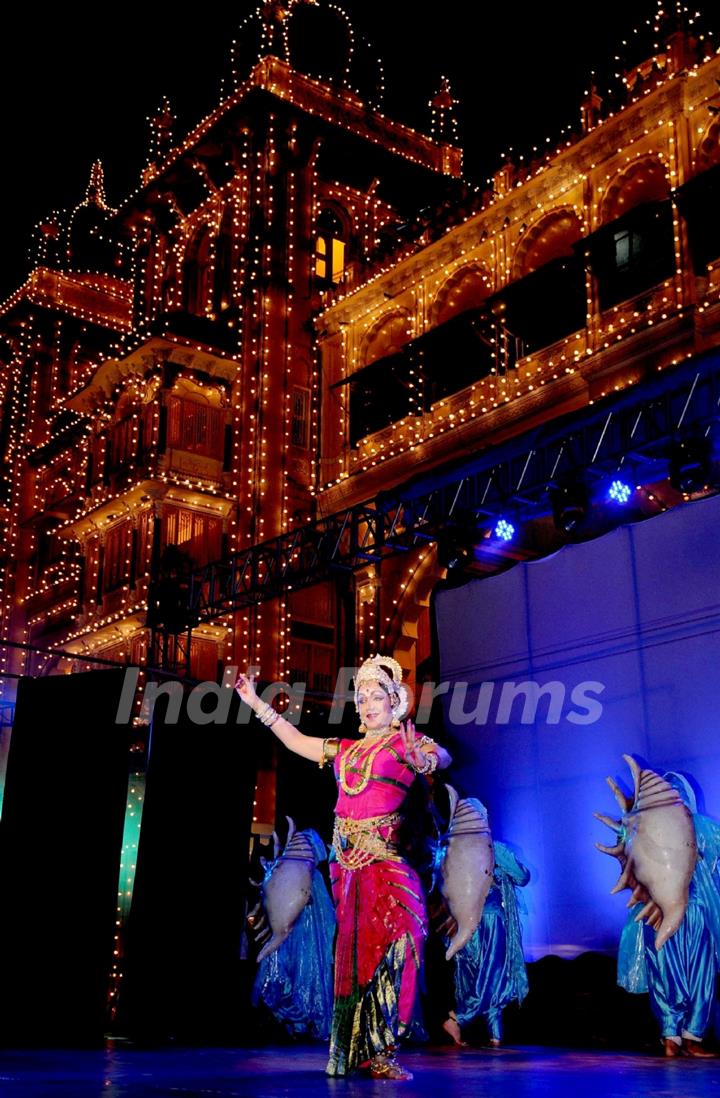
353;654;409;721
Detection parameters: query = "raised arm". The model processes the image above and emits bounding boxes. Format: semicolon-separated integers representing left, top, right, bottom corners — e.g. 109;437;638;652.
235;671;325;764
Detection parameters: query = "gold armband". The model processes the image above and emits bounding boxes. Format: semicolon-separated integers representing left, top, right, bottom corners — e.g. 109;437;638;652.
319;737;341;768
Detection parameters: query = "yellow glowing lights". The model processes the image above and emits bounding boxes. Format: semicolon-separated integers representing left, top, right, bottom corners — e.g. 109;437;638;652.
0;10;719;703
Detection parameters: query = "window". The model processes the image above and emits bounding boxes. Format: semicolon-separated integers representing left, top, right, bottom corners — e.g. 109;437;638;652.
84;538;101;601
167;396;224;460
135;510;152;580
348;353;412;445
614;228;642;270
163;505;222;568
213;207;235;314
35;528;64;580
108;417;137;471
315;236;346;283
104;521;133;592
585;200;675;311
88;435;106;487
288;640;334;695
677;161;720;272
291;387;310;448
315;209;347;285
190;637;219;681
183;225;213;316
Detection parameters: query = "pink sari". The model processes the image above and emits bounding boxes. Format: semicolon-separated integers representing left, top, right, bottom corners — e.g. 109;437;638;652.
325;732;428;1076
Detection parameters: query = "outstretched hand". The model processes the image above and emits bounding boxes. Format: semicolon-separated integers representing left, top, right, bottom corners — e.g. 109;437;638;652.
398;719;427;769
234;670;259;708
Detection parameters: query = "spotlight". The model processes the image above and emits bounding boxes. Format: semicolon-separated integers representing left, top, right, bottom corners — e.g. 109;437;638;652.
437;537;472;572
549;480;588;533
608;479;632;504
494;518;515;542
668;437;710;494
437;526;475;573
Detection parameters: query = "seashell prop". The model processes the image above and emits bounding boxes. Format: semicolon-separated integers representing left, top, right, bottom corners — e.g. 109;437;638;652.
595;755;697;949
248;819;326;962
437;785;494;961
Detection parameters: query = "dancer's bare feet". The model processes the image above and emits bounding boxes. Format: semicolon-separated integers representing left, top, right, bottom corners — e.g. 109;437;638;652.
682;1039;717;1058
442;1013;468;1047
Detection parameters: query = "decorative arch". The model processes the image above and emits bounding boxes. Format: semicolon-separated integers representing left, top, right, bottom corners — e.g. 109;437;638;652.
383;548;446;694
599;158;670;224
316;200;352;241
360;310;413;367
429;264;491;327
511;208;584;281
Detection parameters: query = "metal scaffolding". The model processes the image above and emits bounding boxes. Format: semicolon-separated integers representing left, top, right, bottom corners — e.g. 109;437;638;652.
189;350;720;623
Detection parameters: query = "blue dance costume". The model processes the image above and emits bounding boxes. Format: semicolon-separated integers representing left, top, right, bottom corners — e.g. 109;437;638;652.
617;775;720;1042
252;832;336;1039
452;841;529;1040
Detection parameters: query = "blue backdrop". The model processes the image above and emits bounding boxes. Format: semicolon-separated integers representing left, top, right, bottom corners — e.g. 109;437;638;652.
435;493;720;958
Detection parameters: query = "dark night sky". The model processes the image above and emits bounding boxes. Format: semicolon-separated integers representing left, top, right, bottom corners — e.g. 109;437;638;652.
1;1;715;298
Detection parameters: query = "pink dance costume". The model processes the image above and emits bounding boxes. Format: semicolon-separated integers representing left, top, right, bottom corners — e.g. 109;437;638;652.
324;731;431;1076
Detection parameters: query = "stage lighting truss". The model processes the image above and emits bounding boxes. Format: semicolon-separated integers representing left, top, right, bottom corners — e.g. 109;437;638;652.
190;354;720;622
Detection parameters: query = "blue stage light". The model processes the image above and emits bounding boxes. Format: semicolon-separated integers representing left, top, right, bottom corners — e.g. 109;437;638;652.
608;479;632;504
495;518;515;542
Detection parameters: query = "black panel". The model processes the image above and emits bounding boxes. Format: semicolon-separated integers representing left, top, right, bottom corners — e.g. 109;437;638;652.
114;687;259;1041
0;670;131;1045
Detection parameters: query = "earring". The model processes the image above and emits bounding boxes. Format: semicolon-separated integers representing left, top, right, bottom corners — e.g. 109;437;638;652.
358;722;368;735
391;717;402;731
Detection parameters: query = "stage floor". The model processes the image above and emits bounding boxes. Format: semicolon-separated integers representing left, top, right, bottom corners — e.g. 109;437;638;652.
0;1044;717;1097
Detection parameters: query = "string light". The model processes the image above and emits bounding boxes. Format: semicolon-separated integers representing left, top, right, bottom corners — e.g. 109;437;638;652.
318;44;720;492
0;5;718;799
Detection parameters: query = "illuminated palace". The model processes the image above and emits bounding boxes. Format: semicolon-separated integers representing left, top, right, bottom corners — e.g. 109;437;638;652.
1;4;720;820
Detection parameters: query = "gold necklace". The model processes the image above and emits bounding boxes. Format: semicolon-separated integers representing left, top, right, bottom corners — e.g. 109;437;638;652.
339;729;395;796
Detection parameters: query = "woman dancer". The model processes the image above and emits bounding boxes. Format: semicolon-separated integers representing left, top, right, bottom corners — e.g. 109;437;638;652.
235;655;451;1080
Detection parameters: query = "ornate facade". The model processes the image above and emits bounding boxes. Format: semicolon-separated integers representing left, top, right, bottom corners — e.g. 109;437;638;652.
1;6;719;823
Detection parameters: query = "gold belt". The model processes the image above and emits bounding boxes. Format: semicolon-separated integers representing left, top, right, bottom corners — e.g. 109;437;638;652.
332;810;403;871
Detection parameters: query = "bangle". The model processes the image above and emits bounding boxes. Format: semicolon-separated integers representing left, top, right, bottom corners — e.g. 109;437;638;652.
256;703;280;728
411;751;437;775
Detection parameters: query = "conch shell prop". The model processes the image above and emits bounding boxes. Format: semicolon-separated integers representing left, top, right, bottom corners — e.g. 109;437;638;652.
248;819;326;962
437;785;494;961
595;755;697;949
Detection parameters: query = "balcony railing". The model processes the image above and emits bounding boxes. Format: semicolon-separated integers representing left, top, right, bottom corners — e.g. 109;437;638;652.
347;328;589;475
